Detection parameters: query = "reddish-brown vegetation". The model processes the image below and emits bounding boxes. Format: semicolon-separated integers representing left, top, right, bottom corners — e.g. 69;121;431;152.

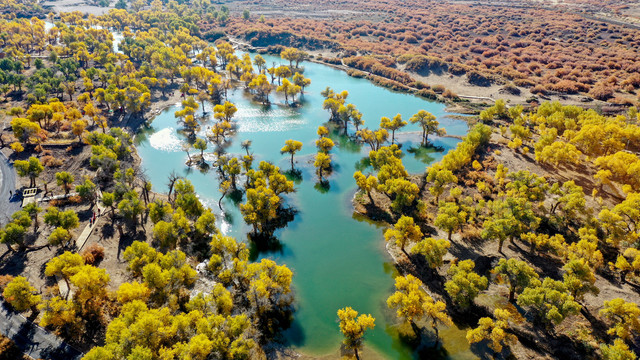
214;0;640;102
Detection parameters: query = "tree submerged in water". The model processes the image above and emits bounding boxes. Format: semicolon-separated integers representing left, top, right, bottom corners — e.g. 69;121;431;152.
337;306;376;360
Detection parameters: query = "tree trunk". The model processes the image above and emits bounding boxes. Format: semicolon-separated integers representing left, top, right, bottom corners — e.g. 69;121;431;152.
354;348;360;360
402;246;409;258
63;277;70;300
218;193;225;210
290;153;295;170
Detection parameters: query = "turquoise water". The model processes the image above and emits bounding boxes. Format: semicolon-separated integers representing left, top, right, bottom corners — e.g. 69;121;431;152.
136;54;475;359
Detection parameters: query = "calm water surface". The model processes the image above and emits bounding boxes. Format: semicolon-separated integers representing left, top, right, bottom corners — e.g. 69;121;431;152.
136;53;476;359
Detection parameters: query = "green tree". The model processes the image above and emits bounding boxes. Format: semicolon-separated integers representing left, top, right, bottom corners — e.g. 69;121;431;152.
0;222;27;250
380;114;407;145
292;72;311;94
435;201;466;240
76;177;97;206
423;296;453;341
48;227;72;247
466;309;518;354
193;137;207;160
411;237;450;269
3;276;41;312
549;180;586;222
517;277;581;326
384;215;422;255
44;207;79;230
386;274;427;327
314;152;331;181
153;221;179;249
337;307;375;360
445;259;488;308
599;298;640;340
353;171;378;203
492;258;539;302
426;167;457;203
482;196;540;253
118;191;145;227
55;171;75;195
240;186;280;235
280;139;303;170
101;192;116;220
23;202;41;233
223;158;241;190
385;178;420;211
14;156;44;187
562;258;599;301
174;180;203;219
409;110;444;146
600;339;637;360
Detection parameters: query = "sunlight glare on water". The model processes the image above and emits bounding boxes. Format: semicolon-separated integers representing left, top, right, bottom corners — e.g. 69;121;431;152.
235;107;306;132
149;127;182;152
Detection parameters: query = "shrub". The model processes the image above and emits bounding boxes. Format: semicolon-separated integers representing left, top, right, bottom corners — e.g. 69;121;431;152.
81;243;105;265
405;55;448;74
449;63;468;76
589;84;615;100
514;78;536;88
432;84;445;94
531;85;548;95
467;70;491;86
416;89;438;100
443;89;458;99
42;155;63;168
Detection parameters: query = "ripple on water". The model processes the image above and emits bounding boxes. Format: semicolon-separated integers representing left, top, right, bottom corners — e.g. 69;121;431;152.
235;107;306;132
149;127;181;152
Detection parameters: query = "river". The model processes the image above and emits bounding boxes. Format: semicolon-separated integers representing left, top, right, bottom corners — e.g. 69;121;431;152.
135;53;476;359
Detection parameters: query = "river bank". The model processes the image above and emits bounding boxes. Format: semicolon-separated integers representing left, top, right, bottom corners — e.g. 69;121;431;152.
134;49;475;359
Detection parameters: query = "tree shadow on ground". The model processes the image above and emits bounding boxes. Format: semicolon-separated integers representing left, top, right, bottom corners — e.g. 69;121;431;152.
0;250;27;277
